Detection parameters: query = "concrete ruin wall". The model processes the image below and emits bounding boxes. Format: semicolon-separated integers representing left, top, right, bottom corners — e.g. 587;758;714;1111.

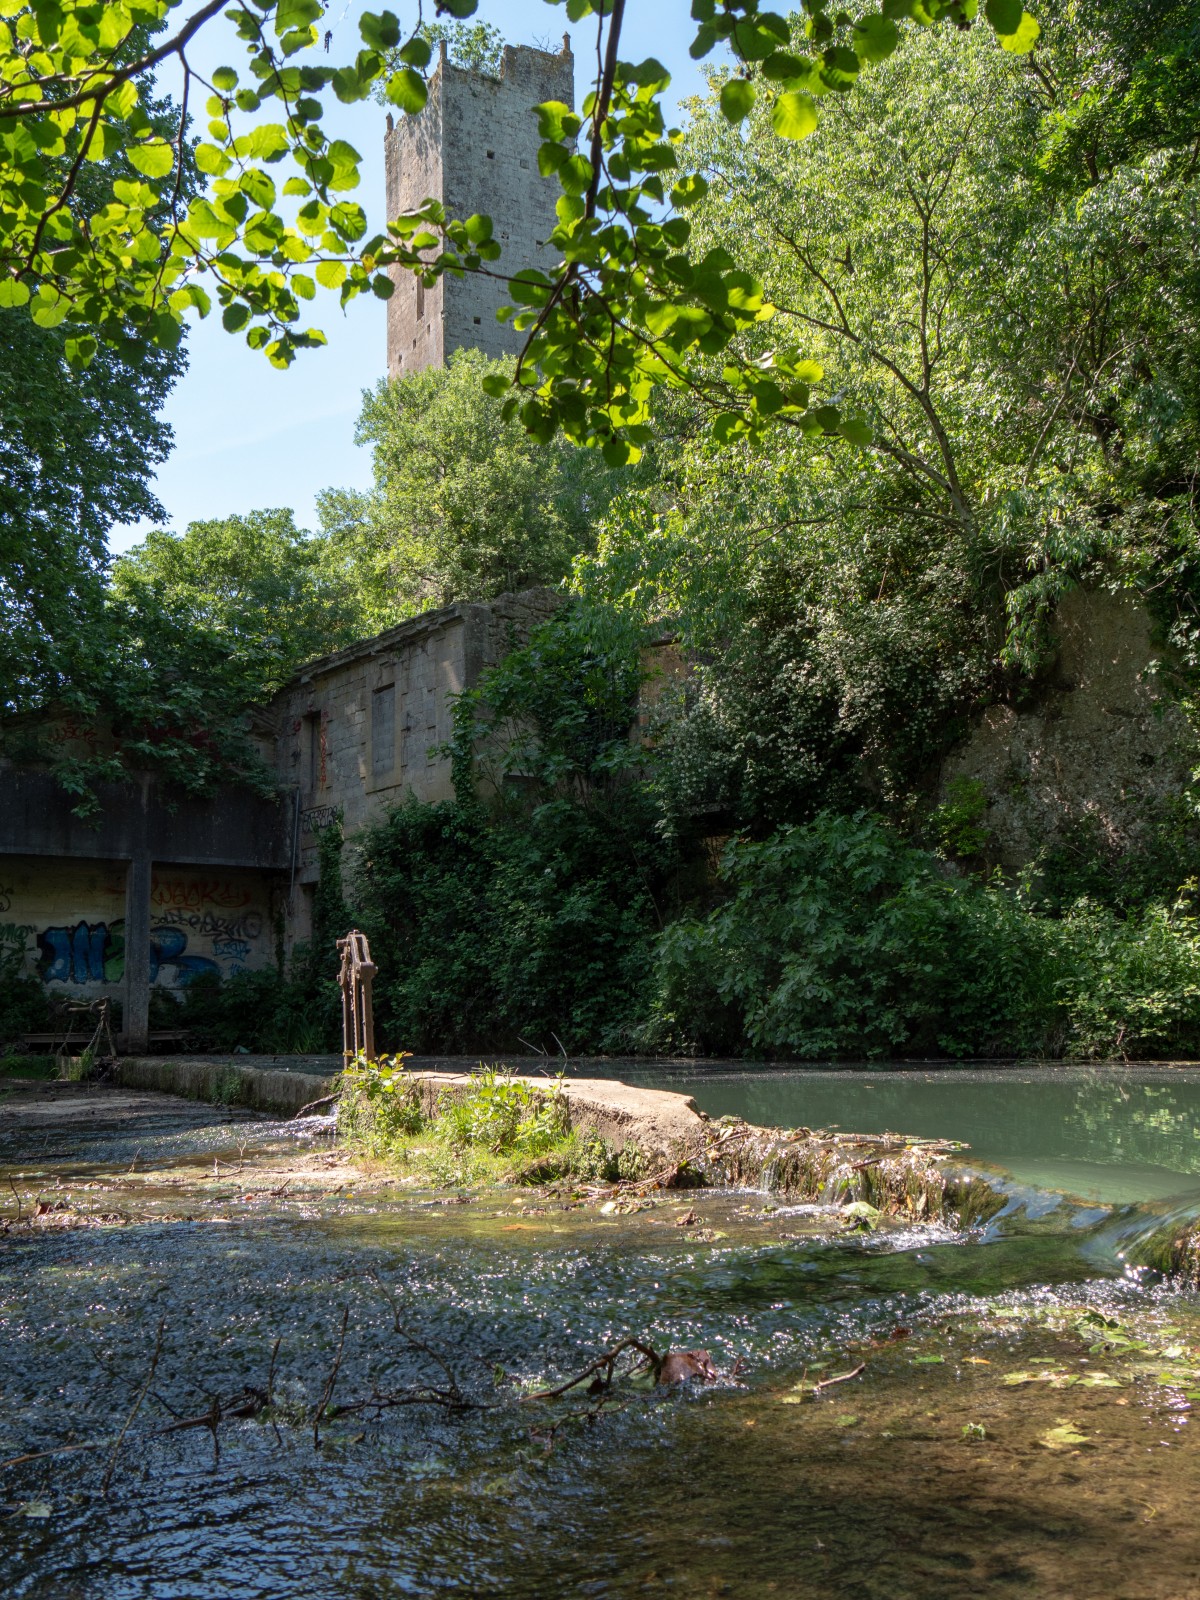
385;39;574;377
268;588;563;939
0;857;278;1008
939;587;1194;869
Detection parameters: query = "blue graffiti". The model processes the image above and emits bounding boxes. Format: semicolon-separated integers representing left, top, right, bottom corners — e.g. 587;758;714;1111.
38;922;110;983
149;925;220;985
37;920;221;986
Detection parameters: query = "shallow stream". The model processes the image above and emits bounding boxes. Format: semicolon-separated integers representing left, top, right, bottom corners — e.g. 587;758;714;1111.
4;1065;1200;1598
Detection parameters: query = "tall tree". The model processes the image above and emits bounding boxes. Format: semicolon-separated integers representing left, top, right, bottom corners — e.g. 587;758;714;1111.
579;1;1200;827
111;507;358;692
318;349;624;630
0;317;181;714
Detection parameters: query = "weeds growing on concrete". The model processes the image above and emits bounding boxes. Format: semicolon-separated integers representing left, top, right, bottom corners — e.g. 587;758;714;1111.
336;1060;641;1187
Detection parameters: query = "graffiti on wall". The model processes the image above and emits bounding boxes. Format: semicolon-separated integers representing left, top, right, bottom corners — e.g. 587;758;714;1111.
150;877;255;911
35;920;236;986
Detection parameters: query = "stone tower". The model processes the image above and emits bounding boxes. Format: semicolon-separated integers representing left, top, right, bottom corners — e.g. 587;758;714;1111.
384;37;575;377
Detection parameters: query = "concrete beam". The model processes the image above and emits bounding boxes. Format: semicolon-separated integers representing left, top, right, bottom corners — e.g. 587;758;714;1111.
123;854;152;1052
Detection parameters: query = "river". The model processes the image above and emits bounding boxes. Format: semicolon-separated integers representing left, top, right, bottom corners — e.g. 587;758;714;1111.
3;1063;1200;1598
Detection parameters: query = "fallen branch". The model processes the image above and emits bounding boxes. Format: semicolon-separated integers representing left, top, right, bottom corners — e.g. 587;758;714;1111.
522;1338;662;1403
313;1308;349;1449
102;1318;165;1495
294;1094;339;1119
367;1267;466;1402
812;1362;866;1393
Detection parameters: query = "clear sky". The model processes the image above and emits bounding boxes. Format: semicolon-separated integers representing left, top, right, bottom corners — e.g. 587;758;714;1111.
108;0;709;555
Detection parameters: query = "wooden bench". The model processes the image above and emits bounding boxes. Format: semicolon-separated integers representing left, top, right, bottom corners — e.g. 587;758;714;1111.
20;1029;192;1053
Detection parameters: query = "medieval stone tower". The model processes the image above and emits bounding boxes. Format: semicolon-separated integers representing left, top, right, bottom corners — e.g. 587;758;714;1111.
384;37;575;377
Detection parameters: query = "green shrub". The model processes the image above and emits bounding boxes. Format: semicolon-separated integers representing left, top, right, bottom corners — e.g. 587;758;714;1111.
435;1068;569;1157
353;605;674;1055
337;1061;577;1181
338;1056;427;1155
0;927;50;1044
178;963;339;1054
648;813;1200;1061
1056;896;1200;1059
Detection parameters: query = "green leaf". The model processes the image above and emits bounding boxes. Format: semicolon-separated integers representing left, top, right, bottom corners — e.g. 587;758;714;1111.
392;37;427;69
387;68;427;114
984;0;1022;33
211;65;239;92
481;373;509;397
720;78;756;124
853;15;899;62
0;278;31;308
31;290;68;328
838;415;874;447
315;259;347;288
998;12;1040;52
771;91;817;141
359;10;401;50
538;140;568;177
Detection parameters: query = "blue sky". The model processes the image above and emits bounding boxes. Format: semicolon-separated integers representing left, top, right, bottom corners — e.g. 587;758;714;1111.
108;0;710;555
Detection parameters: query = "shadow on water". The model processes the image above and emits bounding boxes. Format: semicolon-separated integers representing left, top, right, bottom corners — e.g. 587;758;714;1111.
4;1069;1200;1597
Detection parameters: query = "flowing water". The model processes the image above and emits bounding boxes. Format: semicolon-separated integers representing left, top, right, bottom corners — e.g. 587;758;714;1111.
4;1065;1200;1599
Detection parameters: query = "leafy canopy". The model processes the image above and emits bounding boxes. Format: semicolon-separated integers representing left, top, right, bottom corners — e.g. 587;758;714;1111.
575;0;1200;829
110;506;358;689
0;0;1037;458
317;348;625;630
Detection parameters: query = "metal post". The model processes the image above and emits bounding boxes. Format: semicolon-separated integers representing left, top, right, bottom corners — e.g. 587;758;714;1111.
337;930;377;1064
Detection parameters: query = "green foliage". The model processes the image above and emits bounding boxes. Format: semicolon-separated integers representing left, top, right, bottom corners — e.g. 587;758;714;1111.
0;285;184;722
11;510;357;806
435;1068;569;1157
178;966;336;1054
0;927;49;1043
0;0;1029;450
338;1061;579;1183
354;604;673;1054
930;778;992;860
579;2;1200;827
373;20;506;96
1056;894;1200;1060
338;1055;426;1154
317;351;624;629
1031;802;1200;915
111;508;358;695
649;813;1200;1060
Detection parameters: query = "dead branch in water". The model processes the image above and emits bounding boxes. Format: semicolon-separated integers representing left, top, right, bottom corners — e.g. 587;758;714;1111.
294;1093;339;1119
313;1307;350;1450
366;1267;475;1407
102;1318;165;1495
807;1363;867;1394
522;1338;663;1402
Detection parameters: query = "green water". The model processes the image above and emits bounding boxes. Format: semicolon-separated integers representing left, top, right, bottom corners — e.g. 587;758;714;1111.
616;1063;1200;1204
4;1069;1200;1598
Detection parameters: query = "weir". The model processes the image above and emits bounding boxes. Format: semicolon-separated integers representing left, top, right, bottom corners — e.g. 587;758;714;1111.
6;1061;1200;1596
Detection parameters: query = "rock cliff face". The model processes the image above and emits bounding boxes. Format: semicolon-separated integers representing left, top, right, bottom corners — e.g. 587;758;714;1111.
939;587;1193;870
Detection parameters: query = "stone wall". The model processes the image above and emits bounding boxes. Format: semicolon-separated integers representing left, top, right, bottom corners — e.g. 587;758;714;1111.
385;39;574;377
267;587;563;940
939;587;1193;869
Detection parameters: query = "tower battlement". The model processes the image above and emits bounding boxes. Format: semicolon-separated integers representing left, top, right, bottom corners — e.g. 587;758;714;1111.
384;37;574;377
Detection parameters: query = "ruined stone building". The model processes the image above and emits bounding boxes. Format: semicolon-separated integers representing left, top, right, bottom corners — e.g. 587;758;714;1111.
0;590;560;1049
0;45;578;1048
385;36;574;376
